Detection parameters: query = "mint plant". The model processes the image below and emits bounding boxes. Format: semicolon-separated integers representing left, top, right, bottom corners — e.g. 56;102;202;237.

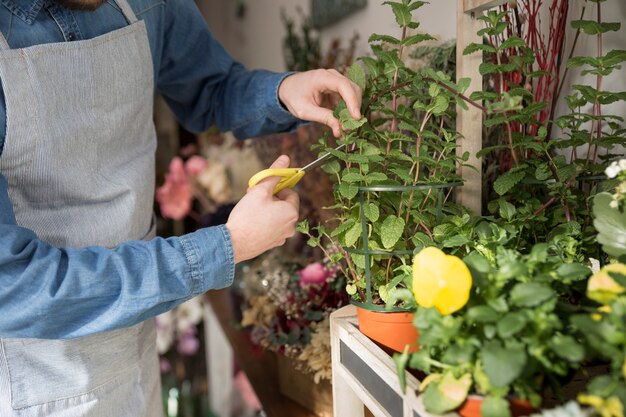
466;3;626;258
299;0;472;309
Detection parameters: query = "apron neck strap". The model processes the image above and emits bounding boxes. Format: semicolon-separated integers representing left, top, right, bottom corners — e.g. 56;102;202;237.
0;32;9;51
112;0;139;24
0;0;139;50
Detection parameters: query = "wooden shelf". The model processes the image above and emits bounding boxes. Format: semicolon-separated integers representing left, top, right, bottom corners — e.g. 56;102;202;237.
330;305;455;417
205;288;317;417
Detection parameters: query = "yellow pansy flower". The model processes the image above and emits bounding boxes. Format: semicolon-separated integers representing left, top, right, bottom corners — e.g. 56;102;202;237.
412;247;472;315
587;264;626;305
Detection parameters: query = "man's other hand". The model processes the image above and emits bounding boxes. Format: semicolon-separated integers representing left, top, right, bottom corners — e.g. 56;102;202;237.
278;69;363;137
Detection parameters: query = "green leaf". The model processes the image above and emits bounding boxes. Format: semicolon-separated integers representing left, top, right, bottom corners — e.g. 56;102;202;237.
423;372;472;414
363;202;380;222
481;340;527;388
429;95;450;116
342;172;363;183
500;36;526;50
443;234;471;248
467;306;499;323
556;263;591;281
344;221;362;248
510;282;555;307
498;199;516;221
346;283;357;295
330;218;356;237
481;396;512;417
347;62;366;90
535;164;552;181
368;33;401;45
572;20;620;35
339;108;367;130
366;172;388;182
393;349;410;393
381;215;405;249
339;183;359;199
384;1;412;26
296;220;309;234
402;34;435;46
409;350;432;373
550;335;585;362
494;169;526;196
496;312;527;338
593;192;626;258
322;159;341;175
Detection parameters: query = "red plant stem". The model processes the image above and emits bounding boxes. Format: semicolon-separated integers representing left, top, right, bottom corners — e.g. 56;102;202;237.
533;195;556;216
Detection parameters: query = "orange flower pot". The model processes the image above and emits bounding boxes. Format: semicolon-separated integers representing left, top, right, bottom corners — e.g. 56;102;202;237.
458;396;535;417
356;306;419;353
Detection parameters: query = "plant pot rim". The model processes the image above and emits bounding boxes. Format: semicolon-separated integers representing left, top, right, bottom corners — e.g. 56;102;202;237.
351;300;414;313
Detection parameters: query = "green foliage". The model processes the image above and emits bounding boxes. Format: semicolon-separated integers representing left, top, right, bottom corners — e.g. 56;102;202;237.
465;5;625;261
403;225;591;415
300;0;468;309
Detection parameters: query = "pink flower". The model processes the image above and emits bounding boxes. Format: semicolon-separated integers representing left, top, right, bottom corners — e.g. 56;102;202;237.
156;157;192;220
177;333;200;356
298;262;330;287
159;357;172;374
184;156;208;177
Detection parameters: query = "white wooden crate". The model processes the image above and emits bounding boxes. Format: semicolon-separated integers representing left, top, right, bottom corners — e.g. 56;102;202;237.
330;305;460;417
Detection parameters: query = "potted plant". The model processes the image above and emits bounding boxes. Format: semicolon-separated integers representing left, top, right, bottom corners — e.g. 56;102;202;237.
569;161;626;417
393;0;626;414
298;0;473;353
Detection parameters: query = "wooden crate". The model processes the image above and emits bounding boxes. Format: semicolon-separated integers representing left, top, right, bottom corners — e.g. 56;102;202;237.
330;305;457;417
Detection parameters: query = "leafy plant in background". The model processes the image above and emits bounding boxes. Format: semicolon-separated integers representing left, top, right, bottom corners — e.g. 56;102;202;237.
299;0;473;308
394;220;591;417
392;1;626;415
467;1;626;259
572;161;626;417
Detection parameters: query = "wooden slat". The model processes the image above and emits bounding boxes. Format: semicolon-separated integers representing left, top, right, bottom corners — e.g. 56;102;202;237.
464;0;510;14
456;0;484;214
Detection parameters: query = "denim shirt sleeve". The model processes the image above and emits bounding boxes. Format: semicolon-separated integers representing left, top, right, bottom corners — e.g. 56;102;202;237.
156;0;300;139
0;173;235;339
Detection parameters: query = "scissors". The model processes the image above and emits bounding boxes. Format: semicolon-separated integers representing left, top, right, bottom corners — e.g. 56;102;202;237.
248;143;347;194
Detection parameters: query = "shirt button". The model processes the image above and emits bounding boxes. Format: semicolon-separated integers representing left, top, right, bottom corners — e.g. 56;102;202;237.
67;33;76;41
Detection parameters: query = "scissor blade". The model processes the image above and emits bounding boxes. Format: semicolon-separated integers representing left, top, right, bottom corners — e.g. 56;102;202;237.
300;143;347;172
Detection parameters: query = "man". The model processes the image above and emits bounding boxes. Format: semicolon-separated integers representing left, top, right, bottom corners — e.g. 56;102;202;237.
0;0;362;415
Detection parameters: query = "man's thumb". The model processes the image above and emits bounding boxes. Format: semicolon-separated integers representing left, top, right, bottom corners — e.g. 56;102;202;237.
253;155;291;193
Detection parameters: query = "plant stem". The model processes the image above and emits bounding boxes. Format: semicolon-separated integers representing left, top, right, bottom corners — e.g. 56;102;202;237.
384;25;408;172
422;77;487;112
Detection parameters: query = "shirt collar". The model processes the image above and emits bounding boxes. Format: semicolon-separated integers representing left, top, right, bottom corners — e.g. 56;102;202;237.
1;0;46;24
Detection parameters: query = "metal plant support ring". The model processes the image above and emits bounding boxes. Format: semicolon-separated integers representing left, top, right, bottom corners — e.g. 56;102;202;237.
345;182;462;312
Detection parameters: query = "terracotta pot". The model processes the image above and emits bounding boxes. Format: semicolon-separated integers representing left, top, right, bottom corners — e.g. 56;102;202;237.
356;306;419;353
457;396;535;417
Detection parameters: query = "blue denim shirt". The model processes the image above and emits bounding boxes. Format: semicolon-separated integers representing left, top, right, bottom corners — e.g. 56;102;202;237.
0;0;299;338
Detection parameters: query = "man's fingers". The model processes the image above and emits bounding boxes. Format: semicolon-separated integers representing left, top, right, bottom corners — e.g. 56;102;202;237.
276;187;300;209
253;155;290;193
325;72;362;120
301;106;341;137
269;155;290;169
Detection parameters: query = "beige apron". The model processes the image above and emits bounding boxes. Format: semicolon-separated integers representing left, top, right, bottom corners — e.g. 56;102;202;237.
0;0;162;414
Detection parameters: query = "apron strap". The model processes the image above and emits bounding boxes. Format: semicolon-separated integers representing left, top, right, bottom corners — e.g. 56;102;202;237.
0;1;138;50
111;0;139;24
0;32;10;51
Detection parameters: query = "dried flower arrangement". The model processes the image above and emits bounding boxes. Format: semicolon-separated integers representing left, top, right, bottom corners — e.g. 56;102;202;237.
239;250;348;383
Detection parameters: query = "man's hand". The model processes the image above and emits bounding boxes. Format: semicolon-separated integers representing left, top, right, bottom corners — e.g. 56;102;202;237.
225;156;300;263
278;69;362;137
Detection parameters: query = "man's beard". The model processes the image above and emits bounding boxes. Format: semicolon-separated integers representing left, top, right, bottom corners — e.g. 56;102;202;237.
56;0;107;11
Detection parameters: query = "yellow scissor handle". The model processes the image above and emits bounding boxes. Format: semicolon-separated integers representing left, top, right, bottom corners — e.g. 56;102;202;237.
248;168;306;195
